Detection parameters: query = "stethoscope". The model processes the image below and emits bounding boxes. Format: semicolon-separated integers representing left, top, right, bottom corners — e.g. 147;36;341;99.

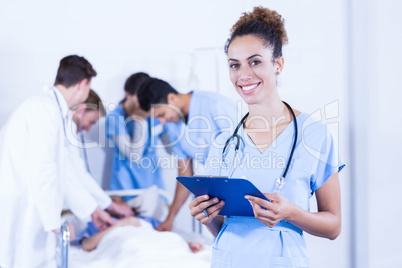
219;101;298;191
53;89;67;135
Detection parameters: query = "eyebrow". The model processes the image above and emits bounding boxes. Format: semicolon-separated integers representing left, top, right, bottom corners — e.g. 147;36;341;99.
228;54;262;62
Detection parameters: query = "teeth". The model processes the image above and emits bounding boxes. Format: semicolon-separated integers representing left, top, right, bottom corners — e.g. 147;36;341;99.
242;84;258;91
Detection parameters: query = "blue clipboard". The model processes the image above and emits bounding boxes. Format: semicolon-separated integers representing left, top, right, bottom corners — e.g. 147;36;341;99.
176;176;270;217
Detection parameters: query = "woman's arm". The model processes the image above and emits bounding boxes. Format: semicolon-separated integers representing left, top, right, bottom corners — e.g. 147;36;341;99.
205;216;225;237
156;158;193;231
246;172;341;240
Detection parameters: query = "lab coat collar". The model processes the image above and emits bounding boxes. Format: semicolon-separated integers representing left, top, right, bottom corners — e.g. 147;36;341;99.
50;86;70;119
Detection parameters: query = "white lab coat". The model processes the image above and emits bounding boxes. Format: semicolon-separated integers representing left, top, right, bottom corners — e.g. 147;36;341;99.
63;120;112;217
0;88;101;268
0;89;66;268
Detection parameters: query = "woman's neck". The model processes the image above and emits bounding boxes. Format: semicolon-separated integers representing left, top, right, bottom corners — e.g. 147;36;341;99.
246;93;290;130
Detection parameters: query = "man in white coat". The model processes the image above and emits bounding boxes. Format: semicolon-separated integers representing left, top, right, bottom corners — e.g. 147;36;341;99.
0;55;115;268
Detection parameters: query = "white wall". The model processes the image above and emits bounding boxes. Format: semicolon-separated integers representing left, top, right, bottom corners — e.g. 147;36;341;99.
1;0;399;267
345;0;402;267
365;0;402;267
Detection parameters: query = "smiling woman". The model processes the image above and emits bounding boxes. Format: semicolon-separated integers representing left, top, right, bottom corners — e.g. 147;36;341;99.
188;6;345;268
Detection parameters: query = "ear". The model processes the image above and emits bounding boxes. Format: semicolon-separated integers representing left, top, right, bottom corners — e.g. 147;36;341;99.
167;93;177;105
131;95;140;107
274;57;285;74
78;78;89;90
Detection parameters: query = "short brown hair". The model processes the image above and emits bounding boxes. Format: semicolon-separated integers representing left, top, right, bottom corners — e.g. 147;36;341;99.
84;89;105;116
54;55;97;87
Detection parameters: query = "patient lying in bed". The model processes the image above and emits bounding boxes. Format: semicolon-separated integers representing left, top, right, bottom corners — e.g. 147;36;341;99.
69;215;210;268
76;215;203;253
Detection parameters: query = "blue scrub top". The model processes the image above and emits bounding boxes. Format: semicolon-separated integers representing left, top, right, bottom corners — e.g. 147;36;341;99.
205;113;345;268
106;104;167;192
164;90;239;164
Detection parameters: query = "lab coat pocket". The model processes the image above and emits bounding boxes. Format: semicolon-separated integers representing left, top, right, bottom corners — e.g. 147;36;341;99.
211;247;232;268
270;256;310;267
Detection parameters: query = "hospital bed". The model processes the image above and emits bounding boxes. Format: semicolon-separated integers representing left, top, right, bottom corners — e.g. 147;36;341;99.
56;187;168;268
55;118;212;267
57;187;212;268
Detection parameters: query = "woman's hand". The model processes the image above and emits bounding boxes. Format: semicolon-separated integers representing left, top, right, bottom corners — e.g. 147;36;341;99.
245;193;297;227
155;218;173;232
189;195;225;225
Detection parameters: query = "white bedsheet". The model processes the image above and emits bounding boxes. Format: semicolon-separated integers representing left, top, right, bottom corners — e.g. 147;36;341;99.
69;220;211;268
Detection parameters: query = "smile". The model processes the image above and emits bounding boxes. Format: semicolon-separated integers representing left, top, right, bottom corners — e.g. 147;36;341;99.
239;82;260;94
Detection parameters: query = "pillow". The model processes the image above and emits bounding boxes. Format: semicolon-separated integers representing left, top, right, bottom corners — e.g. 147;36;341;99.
126;185;169;222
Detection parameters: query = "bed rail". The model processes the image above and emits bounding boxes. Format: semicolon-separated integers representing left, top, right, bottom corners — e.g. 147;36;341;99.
56;221;70;268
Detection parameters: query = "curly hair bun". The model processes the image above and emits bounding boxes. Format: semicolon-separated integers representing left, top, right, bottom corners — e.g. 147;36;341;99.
225;6;288;58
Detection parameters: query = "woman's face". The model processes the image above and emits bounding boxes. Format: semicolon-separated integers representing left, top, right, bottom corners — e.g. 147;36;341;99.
227;35;282;105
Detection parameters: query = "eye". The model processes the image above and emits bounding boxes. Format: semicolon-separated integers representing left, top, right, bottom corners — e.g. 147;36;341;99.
250;60;261;66
229;63;240;70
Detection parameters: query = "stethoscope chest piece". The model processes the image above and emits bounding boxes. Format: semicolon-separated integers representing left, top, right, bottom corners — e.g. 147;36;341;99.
275;176;286;191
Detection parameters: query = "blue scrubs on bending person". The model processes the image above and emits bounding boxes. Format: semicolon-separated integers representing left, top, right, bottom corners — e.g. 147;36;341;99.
106;73;185;198
136;78;238;231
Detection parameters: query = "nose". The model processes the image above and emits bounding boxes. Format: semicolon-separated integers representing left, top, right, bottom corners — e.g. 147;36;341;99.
239;65;253;82
158;117;167;125
85;125;92;132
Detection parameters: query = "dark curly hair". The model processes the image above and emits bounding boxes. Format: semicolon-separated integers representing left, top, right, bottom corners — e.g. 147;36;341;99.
225;6;288;60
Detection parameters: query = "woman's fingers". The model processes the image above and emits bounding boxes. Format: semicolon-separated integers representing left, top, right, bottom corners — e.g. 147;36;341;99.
189;195;210;207
245;195;275;210
246;195;281;227
189;195;221;217
192;199;224;221
200;201;225;224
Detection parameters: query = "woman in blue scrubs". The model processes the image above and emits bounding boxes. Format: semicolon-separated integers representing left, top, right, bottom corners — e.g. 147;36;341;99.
189;7;345;268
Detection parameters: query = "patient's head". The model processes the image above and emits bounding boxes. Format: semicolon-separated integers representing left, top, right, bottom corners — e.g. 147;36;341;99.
107;196;138;219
